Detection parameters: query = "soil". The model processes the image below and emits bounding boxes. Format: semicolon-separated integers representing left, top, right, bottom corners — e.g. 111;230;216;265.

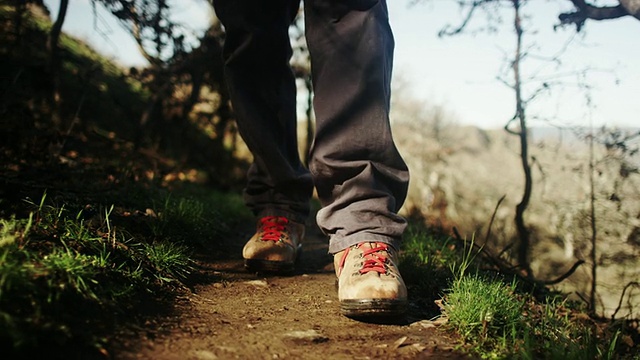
110;225;474;360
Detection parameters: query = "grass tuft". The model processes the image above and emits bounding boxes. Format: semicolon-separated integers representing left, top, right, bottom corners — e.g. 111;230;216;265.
400;224;636;359
444;274;524;342
142;241;193;282
38;247;101;302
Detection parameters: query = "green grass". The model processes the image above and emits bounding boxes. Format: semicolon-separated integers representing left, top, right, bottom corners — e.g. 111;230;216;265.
0;187;249;354
444;275;524;342
142;241;193;282
402;224;459;269
399;225;459;317
144;185;252;248
400;225;637;359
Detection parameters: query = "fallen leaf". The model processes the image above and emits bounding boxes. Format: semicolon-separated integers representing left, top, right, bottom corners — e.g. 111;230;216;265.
393;336;408;349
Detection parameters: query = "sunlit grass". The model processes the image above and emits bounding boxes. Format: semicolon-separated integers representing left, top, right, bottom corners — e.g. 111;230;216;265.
146;186;252;248
402;224;458;269
0;214;32;247
445;275;523;340
0;187;249;353
142;241;193;282
38;247;101;301
400;223;635;359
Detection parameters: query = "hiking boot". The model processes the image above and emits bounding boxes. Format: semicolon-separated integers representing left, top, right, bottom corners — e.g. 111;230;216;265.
243;216;304;273
334;242;407;318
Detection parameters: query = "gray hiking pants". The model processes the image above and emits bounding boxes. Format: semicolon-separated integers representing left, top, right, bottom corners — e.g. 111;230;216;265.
212;0;409;253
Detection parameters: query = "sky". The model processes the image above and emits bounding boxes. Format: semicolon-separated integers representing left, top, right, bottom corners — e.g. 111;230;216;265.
42;0;640;129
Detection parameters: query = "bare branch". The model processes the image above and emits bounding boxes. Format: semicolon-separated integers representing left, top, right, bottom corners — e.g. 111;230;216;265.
484;194;506;245
439;0;482;36
504;114;520;136
558;0;635;31
541;259;585;285
611;281;640;319
131;13;161;66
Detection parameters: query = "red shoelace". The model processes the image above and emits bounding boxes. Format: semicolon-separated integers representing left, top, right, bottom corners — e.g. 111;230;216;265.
339;242;389;275
359;243;389;274
259;216;288;242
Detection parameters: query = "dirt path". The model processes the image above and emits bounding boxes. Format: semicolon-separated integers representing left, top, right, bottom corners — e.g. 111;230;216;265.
111;226;473;360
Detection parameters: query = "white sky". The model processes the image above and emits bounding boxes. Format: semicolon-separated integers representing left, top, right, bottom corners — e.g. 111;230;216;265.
44;0;640;129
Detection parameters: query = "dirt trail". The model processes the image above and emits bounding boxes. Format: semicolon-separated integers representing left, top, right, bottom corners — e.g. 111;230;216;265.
112;225;473;360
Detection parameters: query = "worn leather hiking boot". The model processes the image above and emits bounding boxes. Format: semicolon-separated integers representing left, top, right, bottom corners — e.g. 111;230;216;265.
243;216;304;273
334;242;407;318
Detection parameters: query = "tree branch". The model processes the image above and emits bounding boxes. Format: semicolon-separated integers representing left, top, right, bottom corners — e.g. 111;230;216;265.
541;259;585;285
559;0;632;31
439;0;482;37
611;281;640;319
484;194;506;246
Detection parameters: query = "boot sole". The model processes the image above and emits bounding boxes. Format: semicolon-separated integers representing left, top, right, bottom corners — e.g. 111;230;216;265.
340;299;407;319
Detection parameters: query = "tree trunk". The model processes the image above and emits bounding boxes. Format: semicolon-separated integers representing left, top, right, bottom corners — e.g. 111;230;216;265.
588;127;598;315
46;0;69;126
511;0;533;278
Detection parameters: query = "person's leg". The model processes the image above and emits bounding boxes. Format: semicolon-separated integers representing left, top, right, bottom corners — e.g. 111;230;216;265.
213;0;311;223
304;0;410;317
304;0;409;254
213;0;311;272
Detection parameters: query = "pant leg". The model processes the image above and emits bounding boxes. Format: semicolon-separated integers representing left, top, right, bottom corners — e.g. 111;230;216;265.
304;0;409;253
213;0;312;223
